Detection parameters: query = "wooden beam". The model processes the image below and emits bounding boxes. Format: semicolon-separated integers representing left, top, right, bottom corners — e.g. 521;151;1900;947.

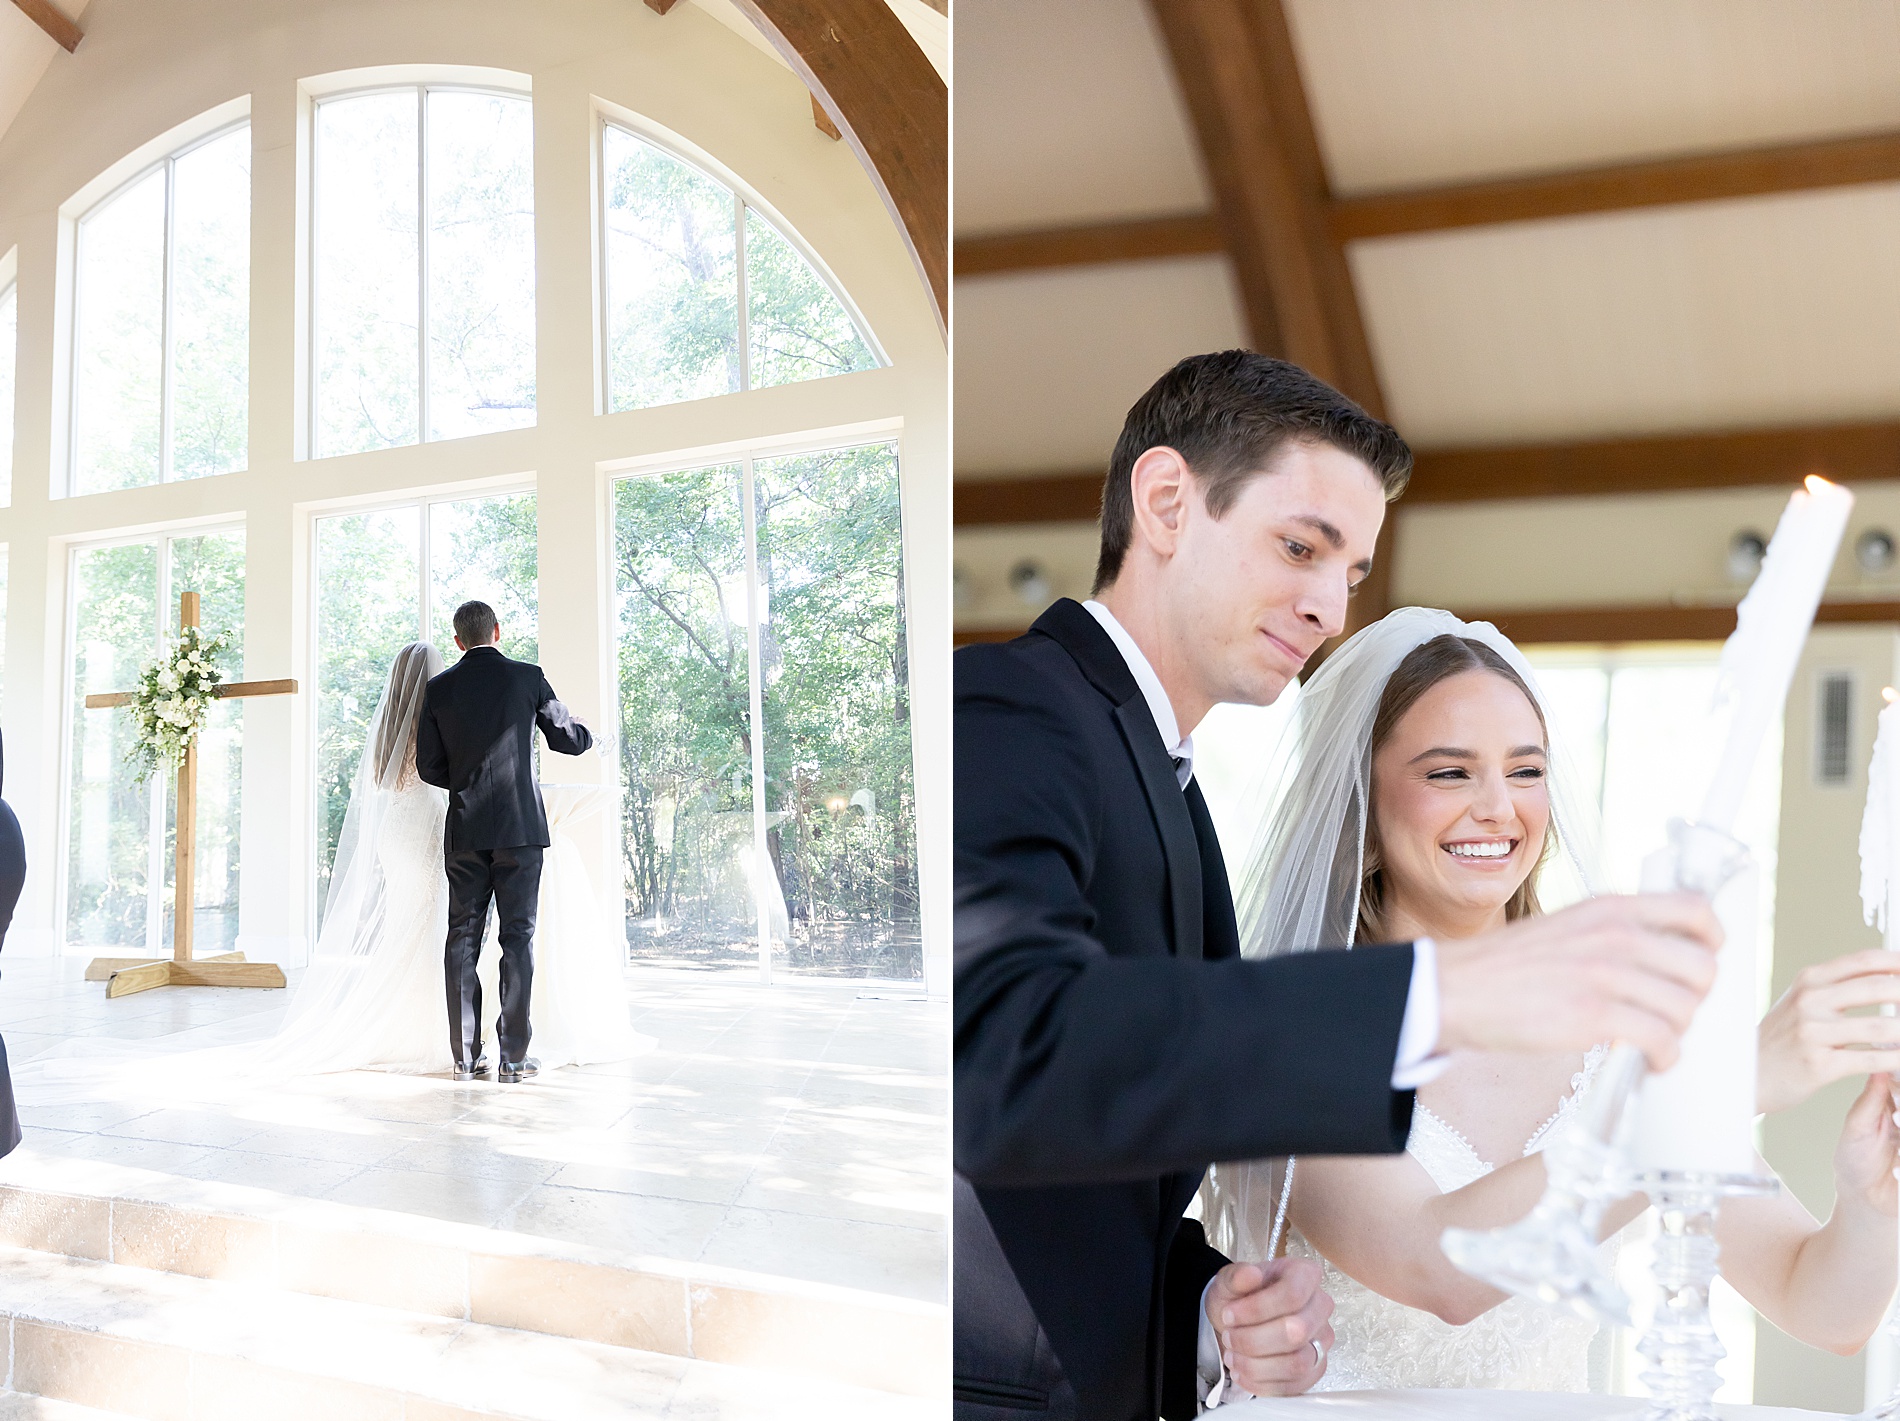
1406;420;1900;504
957;599;1900;650
1147;0;1383;416
727;0;946;330
1331;130;1900;244
644;0;683;13
1149;0;1391;643
11;0;80;52
956;473;1100;526
956;214;1225;278
953;418;1900;525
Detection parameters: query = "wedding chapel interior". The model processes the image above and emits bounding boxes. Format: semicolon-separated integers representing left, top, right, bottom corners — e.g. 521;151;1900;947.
957;0;1900;1412
0;0;948;1415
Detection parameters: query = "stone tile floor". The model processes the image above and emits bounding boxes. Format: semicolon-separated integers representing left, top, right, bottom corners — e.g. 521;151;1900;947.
0;959;948;1303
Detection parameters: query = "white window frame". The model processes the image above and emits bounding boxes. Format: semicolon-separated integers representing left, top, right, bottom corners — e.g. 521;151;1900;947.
596;113;887;416
603;422;913;984
303;475;539;940
67;120;252;496
306;83;535;461
56;518;248;953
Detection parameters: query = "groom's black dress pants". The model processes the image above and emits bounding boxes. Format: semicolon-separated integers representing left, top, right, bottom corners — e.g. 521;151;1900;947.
444;846;542;1066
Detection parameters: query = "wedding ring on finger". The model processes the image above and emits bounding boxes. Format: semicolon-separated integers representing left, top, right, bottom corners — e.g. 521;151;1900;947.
1311;1337;1327;1369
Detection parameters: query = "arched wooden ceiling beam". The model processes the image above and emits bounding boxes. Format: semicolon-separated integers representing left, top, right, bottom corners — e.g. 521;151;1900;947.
11;0;80;51
1147;0;1390;634
699;0;946;333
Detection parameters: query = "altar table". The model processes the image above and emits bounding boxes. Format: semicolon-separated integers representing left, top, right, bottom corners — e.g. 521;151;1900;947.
1218;1391;1842;1420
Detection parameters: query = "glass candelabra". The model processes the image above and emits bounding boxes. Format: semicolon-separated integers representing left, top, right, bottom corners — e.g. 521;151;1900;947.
1441;820;1753;1333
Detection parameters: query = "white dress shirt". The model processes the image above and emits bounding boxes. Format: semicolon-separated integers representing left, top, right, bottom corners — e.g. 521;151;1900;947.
1080;600;1445;1409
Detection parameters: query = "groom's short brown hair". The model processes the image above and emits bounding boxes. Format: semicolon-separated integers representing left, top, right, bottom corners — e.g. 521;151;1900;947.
1093;351;1412;591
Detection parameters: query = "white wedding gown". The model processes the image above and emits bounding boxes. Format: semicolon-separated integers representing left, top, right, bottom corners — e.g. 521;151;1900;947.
1283;1045;1613;1392
18;781;647;1099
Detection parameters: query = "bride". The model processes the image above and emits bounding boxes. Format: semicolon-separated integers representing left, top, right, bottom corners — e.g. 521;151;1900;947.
21;642;645;1095
1199;607;1899;1393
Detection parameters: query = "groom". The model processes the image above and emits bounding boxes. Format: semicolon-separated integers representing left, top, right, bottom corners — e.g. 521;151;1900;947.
955;352;1723;1420
415;600;594;1082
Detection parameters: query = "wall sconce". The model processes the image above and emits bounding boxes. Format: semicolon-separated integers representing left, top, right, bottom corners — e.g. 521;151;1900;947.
1856;528;1896;574
1726;530;1767;584
1009;560;1053;606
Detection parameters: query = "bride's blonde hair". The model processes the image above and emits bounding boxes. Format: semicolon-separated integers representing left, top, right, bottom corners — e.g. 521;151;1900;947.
1356;634;1558;943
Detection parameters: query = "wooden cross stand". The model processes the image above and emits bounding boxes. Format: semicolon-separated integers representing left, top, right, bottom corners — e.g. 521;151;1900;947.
81;592;298;998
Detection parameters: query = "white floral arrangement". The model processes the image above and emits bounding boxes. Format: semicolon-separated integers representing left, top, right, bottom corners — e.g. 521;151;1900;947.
127;625;230;781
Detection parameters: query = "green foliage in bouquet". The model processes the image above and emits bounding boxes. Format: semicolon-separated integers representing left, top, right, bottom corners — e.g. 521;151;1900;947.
127;624;231;782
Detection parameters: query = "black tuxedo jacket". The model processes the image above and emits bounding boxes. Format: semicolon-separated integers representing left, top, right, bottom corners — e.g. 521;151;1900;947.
414;646;593;851
955;599;1417;1421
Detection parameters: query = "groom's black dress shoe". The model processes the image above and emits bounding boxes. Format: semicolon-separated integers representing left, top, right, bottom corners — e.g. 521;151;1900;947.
497;1058;538;1083
452;1056;490;1081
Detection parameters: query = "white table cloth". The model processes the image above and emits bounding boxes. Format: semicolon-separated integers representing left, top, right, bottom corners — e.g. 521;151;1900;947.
1217;1391;1842;1420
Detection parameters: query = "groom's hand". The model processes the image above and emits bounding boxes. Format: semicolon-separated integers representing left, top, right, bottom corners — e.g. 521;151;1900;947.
1205;1257;1333;1397
1436;892;1722;1071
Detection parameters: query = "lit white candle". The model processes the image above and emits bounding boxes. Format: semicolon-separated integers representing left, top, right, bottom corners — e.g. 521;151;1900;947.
1631;476;1852;1176
1860;688;1900;953
1699;476;1854;834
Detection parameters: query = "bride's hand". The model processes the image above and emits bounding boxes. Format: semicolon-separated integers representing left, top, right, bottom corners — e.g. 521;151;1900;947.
1832;1073;1899;1220
1758;951;1900;1115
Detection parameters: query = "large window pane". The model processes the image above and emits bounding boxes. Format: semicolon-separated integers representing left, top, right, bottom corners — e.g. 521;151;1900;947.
315;93;421;457
426;90;536;441
0;280;15;505
613;466;757;965
745;209;874;389
163;531;246;952
65;533;248;952
71;125;251;496
67;543;162;947
170;129;251;479
754;444;918;977
73;169;166;494
314;507;421;908
603;128;739;411
428;491;538;661
612;446;919;980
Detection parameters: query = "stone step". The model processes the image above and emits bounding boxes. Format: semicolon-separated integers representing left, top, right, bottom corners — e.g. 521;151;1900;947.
0;1244;940;1421
0;1154;943;1399
0;1395;147;1421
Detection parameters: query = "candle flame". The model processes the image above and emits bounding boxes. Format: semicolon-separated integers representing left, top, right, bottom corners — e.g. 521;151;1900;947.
1887;687;1898;704
1805;474;1837;494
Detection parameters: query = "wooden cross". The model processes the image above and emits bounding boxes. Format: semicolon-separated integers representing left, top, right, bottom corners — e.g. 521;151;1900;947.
80;591;299;998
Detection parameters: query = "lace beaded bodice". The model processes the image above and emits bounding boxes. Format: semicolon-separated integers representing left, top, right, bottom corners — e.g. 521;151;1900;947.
1285;1045;1613;1393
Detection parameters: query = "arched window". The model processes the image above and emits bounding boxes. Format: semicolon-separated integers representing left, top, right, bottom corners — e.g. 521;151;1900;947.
311;86;536;458
601;121;879;413
0;273;15;506
71;125;250;496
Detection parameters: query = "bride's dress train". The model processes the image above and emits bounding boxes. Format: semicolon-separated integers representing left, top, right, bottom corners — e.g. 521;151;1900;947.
1204;1047;1616;1393
17;778;648;1102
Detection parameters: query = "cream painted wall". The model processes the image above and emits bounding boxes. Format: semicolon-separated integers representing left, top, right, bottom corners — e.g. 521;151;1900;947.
1755;626;1899;1411
0;0;949;991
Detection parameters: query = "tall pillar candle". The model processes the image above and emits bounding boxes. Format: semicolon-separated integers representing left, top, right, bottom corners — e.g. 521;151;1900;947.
1629;852;1760;1175
1630;476;1851;1175
1698;477;1854;835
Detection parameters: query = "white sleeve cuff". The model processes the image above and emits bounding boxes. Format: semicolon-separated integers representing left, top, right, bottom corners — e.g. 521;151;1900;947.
1391;937;1450;1089
1197;1276;1226;1409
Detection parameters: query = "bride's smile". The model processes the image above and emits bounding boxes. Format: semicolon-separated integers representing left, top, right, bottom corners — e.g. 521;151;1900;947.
1368;668;1552;942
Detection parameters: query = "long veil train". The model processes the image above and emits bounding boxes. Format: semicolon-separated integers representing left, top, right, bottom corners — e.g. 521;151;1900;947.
16;643;649;1102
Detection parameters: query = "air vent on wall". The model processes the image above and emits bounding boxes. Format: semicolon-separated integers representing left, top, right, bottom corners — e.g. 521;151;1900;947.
1816;670;1854;786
